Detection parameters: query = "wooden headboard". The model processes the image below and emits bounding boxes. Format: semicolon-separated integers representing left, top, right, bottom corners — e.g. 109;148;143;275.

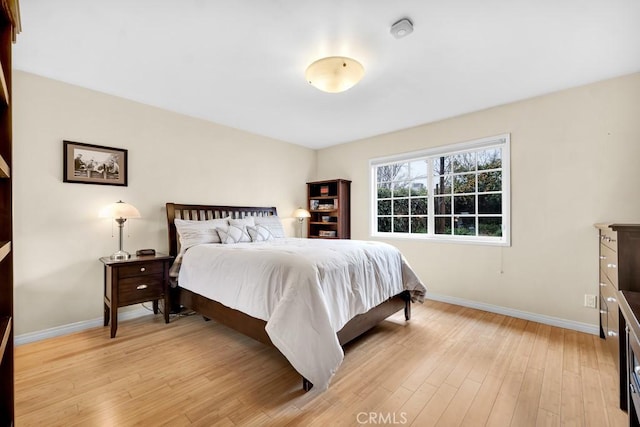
165;203;278;257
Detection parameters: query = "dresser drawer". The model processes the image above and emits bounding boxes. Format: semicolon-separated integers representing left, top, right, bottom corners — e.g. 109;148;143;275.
600;290;620;363
118;261;165;278
600;229;618;252
118;274;164;305
602;284;619;310
607;300;619;337
604;258;619;287
600;243;619;286
601;269;617;291
600;295;608;334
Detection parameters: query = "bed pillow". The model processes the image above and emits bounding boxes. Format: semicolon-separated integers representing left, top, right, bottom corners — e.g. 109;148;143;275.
247;224;275;242
254;216;285;238
216;224;251;244
174;217;229;250
227;217;254;243
229;217;255;228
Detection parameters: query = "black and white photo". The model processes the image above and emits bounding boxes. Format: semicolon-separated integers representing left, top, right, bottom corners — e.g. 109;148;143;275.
63;140;128;186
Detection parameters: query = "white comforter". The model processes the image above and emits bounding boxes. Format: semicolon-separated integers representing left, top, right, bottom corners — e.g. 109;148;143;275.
178;238;426;390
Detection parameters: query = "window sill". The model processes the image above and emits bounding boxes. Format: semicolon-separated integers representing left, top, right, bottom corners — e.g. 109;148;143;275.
370;232;510;247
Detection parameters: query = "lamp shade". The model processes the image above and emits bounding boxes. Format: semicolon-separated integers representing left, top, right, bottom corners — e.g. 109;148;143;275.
305;56;364;93
99;200;141;219
293;208;311;219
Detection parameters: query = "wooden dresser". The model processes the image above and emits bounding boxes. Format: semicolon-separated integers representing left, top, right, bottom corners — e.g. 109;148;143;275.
619;291;640;426
596;223;640;409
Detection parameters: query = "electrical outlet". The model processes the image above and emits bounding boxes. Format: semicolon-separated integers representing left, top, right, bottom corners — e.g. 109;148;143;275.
584;294;597;308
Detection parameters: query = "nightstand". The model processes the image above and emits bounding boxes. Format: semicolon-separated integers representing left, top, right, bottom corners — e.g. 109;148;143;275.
100;253;174;338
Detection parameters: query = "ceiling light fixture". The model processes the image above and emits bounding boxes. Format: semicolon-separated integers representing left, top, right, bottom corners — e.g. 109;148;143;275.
305;56;365;93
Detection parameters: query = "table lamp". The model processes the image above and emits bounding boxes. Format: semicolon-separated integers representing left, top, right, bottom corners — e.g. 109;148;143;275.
99;200;141;260
293;208;311;238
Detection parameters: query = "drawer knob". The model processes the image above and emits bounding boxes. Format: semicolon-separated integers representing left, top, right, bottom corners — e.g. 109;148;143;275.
599;255;606;260
600;282;607;287
607;263;617;269
140;267;146;272
136;284;148;290
608;330;618;337
606;296;617;303
600;310;607;314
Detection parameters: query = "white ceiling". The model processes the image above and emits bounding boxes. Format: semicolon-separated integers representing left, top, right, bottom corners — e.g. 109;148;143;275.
13;0;640;149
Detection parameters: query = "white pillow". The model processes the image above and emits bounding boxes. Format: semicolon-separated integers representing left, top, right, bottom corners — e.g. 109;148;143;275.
174;218;229;250
254;216;285;238
247;224;275;242
217;224;251;244
229;217;255;228
227;217;254;243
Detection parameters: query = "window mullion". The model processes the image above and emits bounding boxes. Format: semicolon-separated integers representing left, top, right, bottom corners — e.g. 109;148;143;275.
427;157;434;236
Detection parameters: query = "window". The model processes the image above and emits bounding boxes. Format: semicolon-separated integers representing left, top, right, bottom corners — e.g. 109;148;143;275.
370;134;510;245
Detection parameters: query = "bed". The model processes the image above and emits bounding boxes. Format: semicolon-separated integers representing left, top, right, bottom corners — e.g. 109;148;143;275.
165;203;426;391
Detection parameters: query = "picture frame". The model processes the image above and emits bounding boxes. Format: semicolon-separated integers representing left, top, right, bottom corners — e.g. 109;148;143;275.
63;140;128;186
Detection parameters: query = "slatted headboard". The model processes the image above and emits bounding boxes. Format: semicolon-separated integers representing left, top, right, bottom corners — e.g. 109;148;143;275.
165;203;278;257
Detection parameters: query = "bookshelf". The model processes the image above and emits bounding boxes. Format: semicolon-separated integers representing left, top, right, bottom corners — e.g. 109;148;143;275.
0;1;20;425
307;179;351;239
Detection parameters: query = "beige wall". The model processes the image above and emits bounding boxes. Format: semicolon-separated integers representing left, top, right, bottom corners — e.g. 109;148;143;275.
13;70;640;337
317;72;640;328
13;71;316;335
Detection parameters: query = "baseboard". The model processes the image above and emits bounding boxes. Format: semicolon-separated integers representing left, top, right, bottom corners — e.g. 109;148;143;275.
425;293;599;335
15;306;152;346
16;294;599;346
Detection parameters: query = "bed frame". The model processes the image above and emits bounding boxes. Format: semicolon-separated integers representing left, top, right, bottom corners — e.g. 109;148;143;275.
166;202;411;391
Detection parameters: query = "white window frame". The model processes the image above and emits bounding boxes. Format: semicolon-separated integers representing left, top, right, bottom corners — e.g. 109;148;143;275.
369;134;511;246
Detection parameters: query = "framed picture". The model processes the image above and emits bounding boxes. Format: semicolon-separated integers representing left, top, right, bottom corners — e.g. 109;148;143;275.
63;140;128;186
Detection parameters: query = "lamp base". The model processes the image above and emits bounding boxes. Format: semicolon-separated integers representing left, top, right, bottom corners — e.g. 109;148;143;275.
110;250;131;261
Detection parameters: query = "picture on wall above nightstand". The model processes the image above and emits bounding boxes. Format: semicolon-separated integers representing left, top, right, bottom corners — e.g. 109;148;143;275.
63;140;128;186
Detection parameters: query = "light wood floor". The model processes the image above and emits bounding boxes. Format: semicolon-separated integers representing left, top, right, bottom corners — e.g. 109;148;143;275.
15;300;627;426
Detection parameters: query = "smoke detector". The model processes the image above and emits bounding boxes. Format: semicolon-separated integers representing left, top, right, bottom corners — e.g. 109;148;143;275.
390;18;413;39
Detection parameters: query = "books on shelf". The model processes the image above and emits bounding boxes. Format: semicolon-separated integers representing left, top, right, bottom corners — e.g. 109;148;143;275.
311;198;338;210
319;230;336;237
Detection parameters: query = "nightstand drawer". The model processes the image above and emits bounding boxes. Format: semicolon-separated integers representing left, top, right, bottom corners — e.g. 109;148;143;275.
118;262;165;278
118;274;164;305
